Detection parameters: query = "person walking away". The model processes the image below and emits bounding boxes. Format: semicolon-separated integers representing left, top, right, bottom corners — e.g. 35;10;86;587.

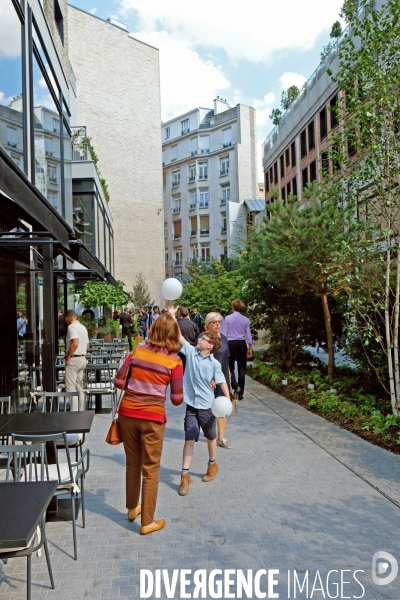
65;310;89;411
204;312;231;449
146;308;153;338
191;308;203;332
120;307;133;351
115;314;184;534
224;299;253;400
166;302;230;496
177;307;200;370
138;309;147;340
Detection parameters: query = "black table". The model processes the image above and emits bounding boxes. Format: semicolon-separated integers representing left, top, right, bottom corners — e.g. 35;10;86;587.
0;482;57;550
0;410;95;437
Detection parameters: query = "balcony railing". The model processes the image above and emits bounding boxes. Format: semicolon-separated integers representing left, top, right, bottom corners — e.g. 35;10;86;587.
221;226;227;233
45;150;54;156
189;175;196;182
198;175;208;180
220;198;227;205
48;177;58;183
189;203;196;210
172;207;181;214
222;142;232;148
173;233;181;240
200;229;209;236
190;230;197;236
172;181;180;187
200;149;210;154
7;141;17;148
220;169;229;176
191;150;197;156
174;260;182;266
182;129;190;135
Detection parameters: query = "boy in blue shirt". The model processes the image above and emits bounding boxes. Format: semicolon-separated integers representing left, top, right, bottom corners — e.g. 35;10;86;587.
166;302;230;496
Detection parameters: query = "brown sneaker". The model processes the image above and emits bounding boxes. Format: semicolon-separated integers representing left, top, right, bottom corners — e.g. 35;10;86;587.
179;473;192;496
202;462;219;482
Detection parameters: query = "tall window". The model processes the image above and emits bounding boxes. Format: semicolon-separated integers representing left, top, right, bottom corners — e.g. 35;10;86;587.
280;154;284;179
0;3;25;173
191;245;199;259
181;119;190;135
199;189;209;208
165;126;170;138
309;160;317;182
173;220;182;239
189;163;196;182
200;245;210;261
222;128;232;147
221;213;227;233
308;121;315;152
171;145;178;161
190;217;197;235
274;162;278;183
172;195;181;213
164;223;167;238
330;95;338;129
175;248;182;265
200;215;210;235
221;186;230;204
54;0;64;44
200;135;210;154
189;190;197;209
220;156;229;176
292;176;297;199
165;251;169;264
198;161;208;180
302;167;308;189
172;169;180;187
291;141;296;167
191;137;198;156
319;107;327;140
300;130;307;158
285;148;290;167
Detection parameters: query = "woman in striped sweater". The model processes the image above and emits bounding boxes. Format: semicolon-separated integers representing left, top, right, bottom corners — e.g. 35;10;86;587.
114;313;184;535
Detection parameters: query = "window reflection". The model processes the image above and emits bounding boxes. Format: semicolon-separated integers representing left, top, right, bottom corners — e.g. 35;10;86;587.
73;194;95;253
0;1;25;172
32;55;62;211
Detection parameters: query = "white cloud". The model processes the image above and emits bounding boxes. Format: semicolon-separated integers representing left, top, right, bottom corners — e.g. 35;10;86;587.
129;30;231;121
90;7;98;15
0;4;23;58
118;0;344;63
253;92;275;126
279;71;307;90
0;91;13;106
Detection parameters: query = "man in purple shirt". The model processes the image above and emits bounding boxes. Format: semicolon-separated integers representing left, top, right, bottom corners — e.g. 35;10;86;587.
224;299;253;400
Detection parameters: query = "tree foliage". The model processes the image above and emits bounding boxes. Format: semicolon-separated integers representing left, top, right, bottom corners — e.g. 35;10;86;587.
180;261;244;316
78;281;129;311
131;272;152;309
281;85;300;111
269;108;282;126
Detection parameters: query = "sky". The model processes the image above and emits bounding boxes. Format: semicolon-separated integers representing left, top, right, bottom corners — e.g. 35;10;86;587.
72;1;345;180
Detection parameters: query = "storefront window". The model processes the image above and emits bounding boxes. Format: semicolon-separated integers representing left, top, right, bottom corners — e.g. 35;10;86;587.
73;193;95;253
0;1;25;173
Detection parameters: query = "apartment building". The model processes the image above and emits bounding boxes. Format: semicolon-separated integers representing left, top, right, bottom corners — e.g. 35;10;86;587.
68;8;165;302
163;98;257;276
262;0;386;210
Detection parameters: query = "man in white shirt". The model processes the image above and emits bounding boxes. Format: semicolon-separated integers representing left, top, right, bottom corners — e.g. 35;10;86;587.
65;309;89;411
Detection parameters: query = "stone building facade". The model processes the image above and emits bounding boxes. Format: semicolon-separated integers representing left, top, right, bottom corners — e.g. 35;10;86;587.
68;7;165;302
162;98;257;276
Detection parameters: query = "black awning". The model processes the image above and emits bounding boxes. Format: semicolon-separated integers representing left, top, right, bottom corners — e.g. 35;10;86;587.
0;147;72;249
68;242;106;281
105;272;118;288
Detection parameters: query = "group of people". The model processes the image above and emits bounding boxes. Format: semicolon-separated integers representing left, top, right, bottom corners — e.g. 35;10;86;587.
114;298;254;536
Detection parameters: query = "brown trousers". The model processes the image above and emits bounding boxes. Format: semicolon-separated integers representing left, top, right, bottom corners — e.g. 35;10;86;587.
119;415;165;526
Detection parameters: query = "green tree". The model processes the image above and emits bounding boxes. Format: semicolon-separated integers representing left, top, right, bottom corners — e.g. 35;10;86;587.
78;280;129;312
242;183;357;376
180;261;244;316
131;272;152;309
269;108;282;126
330;20;343;39
280;85;300;111
327;0;400;413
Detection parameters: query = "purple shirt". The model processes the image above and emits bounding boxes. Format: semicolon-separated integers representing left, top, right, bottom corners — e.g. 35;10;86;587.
224;311;253;344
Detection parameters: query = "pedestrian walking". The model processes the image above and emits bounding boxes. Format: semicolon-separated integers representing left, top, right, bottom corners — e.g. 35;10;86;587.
224;299;253;400
114;314;184;535
138;309;147;340
17;310;27;342
65;309;89;411
204;311;232;449
166;302;230;497
120;307;133;351
191;307;203;331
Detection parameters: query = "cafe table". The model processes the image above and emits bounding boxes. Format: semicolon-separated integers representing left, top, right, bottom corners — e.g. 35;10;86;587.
0;410;94;437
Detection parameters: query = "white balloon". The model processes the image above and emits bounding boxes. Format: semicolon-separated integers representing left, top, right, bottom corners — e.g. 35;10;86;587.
211;395;233;418
161;278;183;301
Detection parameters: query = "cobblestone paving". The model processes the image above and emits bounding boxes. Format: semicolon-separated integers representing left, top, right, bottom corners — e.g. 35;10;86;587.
1;377;400;599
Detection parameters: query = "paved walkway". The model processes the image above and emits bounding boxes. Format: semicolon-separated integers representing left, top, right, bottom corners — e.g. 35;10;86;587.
1;377;400;599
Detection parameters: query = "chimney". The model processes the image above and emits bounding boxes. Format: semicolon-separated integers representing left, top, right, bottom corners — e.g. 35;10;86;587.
213;96;229;116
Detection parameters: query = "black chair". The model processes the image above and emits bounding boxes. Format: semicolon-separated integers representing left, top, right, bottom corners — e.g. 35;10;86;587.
1;443;55;600
12;433;90;559
43;392;85;460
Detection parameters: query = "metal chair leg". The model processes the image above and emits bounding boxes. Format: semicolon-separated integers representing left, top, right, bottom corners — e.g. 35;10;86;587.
81;476;85;529
43;538;55;589
27;555;31;600
71;490;77;560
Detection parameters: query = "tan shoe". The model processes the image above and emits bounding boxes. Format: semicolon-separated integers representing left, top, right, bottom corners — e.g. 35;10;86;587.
202;462;219;482
140;519;165;535
127;505;141;522
179;473;192;496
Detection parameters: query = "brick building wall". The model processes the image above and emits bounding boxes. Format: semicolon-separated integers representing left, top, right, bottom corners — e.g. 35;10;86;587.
68;7;165;303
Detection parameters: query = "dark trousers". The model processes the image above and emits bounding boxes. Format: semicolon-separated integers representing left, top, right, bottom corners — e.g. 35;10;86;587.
122;326;133;350
228;340;247;396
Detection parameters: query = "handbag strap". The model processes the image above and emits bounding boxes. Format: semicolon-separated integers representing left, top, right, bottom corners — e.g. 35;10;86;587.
114;348;135;419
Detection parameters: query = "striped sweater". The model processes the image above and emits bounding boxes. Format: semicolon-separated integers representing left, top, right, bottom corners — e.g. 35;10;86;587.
115;344;184;423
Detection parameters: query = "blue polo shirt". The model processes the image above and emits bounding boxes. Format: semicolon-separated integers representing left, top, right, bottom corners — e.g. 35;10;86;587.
180;341;226;409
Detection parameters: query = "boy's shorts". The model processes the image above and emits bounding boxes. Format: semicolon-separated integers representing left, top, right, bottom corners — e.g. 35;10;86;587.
184;404;216;442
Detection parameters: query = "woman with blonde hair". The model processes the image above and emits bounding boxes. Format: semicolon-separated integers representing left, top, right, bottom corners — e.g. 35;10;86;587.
114;313;184;535
204;311;232;449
